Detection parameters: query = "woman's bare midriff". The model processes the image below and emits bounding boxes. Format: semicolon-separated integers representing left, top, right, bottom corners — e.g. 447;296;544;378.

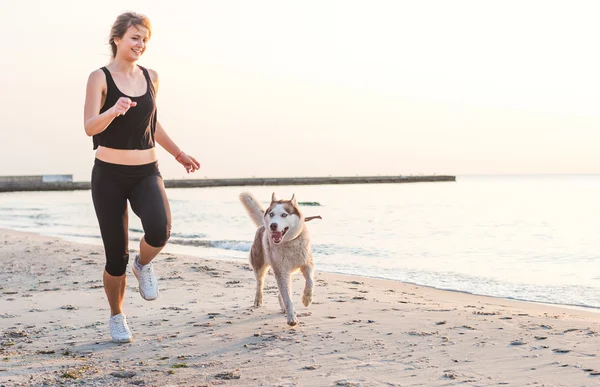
95;146;158;166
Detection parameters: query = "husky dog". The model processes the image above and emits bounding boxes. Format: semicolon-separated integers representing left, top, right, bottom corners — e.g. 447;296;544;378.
239;192;315;326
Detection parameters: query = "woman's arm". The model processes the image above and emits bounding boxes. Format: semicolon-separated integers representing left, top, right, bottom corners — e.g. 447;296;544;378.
83;70;136;137
149;68;200;174
155;121;181;157
155;121;201;173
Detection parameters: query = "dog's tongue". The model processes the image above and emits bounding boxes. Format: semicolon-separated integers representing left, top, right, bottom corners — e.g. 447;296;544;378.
272;231;283;243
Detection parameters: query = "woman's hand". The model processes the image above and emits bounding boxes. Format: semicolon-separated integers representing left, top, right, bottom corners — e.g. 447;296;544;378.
111;97;137;117
176;152;201;173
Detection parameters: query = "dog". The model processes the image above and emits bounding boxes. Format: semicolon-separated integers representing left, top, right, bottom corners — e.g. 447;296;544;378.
239;192;315;326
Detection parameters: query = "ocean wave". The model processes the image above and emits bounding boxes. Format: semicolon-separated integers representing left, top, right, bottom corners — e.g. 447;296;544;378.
0;212;51;220
27;220;97;229
168;238;251;252
128;228;207;239
0;207;45;212
312;243;381;258
165;237;379;259
170;231;208;239
59;232;103;240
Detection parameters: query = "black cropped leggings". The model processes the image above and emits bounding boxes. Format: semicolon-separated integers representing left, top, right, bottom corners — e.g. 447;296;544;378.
91;159;171;276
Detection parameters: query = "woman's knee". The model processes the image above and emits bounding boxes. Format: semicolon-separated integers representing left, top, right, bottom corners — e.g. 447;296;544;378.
144;221;171;248
105;253;129;276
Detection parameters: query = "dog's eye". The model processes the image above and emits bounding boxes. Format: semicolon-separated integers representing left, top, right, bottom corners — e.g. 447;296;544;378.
281;213;288;218
269;212;274;217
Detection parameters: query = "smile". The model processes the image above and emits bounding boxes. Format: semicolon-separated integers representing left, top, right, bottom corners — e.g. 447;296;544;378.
271;227;289;244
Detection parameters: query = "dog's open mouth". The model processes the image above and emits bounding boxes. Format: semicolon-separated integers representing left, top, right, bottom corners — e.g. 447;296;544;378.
271;227;289;244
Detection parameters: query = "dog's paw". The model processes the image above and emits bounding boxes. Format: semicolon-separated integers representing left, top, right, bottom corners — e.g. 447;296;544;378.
254;296;263;307
302;291;313;307
287;314;298;326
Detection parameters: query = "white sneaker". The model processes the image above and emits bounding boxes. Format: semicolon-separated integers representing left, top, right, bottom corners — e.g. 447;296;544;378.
132;255;159;301
109;313;132;343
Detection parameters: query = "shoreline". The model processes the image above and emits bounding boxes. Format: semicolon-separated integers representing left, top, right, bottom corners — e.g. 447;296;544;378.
2;228;600;386
2;225;598;315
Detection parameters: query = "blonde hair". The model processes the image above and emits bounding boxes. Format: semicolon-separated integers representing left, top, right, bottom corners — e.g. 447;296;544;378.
108;12;152;58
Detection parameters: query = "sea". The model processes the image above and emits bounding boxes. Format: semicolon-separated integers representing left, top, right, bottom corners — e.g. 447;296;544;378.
1;175;600;311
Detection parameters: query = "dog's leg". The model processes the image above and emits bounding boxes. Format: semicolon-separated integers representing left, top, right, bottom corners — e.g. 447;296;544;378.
250;227;267;307
254;264;269;307
277;291;286;313
274;271;297;326
300;264;315;307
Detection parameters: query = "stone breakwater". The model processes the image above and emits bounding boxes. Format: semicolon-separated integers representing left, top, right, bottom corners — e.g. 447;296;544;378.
0;175;455;192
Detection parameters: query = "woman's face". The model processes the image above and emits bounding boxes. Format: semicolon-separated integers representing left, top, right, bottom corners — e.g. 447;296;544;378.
114;25;150;61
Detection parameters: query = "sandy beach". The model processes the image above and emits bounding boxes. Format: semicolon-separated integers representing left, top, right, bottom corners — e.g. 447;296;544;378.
1;228;600;386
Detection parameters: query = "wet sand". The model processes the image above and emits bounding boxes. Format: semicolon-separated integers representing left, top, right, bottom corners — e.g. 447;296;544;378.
1;228;600;386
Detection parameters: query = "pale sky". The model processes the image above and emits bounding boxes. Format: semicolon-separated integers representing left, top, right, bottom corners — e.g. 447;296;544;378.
1;0;599;181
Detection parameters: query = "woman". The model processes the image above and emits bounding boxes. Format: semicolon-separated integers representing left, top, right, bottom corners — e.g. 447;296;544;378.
83;12;200;343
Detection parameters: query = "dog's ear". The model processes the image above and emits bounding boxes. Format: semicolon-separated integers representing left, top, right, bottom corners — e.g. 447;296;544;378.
271;192;277;202
290;194;297;206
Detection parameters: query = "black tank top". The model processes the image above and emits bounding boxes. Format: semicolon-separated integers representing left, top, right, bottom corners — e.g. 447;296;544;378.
93;65;157;150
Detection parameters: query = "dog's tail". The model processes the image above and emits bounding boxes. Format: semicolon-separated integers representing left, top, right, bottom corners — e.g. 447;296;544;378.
239;192;265;227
